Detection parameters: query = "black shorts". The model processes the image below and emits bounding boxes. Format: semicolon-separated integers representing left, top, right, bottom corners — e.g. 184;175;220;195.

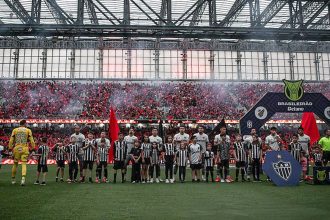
97;161;108;168
322;151;330;161
37;164;48;173
236;161;246;168
315;161;323;167
113;160;125;170
143;158;151;165
206;166;214;172
57;160;65;168
190;163;202;170
83;161;94;170
219;160;229;169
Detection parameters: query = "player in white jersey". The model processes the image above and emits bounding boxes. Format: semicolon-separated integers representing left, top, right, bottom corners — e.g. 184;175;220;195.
173;126;190;181
124;128;138;171
149;128;163;147
70;125;85;180
193;126;209;181
297;127;311;175
173;126;190;150
265;127;282;151
214;126;230;182
265;127;282;181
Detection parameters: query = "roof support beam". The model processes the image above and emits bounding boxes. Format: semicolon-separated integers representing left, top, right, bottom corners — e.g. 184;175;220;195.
219;0;249;27
44;0;75;24
174;0;208;26
303;0;330;28
85;0;98;25
4;0;33;24
256;0;289;27
76;0;85;24
31;0;41;24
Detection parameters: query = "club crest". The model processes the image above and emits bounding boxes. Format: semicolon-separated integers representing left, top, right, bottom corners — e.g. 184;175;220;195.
316;170;326;181
273;161;292;181
283;79;304;101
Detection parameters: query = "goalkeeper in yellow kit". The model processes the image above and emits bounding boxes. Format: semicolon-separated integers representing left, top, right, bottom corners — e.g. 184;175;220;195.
8;120;35;186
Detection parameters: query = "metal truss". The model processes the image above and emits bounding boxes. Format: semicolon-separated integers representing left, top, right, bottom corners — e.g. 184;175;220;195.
280;0;329;29
1;38;330;53
0;0;330;41
219;0;249;27
4;0;33;24
44;0;75;24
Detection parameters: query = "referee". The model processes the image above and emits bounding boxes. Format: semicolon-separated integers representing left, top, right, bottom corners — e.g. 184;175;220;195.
318;129;330;166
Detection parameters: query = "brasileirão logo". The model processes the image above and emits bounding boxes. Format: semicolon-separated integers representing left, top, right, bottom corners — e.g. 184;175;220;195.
283;79;304;101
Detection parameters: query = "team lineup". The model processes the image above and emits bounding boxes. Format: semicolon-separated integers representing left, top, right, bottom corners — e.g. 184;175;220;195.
5;120;330;186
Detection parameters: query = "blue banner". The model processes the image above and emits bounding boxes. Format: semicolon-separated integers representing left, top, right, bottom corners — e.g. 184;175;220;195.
262;150;302;186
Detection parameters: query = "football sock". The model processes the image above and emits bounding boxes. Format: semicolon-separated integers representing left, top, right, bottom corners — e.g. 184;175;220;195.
11;162;18;178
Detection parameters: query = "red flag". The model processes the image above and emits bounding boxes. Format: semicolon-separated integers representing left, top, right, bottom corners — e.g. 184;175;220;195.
301;112;320;145
109;107;119;162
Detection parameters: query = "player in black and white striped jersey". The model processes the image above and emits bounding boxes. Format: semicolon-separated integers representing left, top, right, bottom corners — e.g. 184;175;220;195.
53;140;66;182
150;142;161;183
288;134;304;163
203;143;215;182
96;139;109;183
248;134;262;182
34;137;49;186
82;132;96;183
95;132;110;182
163;136;176;183
233;134;247;182
175;142;188;183
66;136;80;183
312;146;323;167
288;134;306;180
113;133;127;183
141;135;151;183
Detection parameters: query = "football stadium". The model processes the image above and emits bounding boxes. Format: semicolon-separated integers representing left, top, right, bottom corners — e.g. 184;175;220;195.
0;0;330;219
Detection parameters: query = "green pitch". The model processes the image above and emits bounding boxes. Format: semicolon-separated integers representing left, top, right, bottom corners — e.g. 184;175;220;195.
0;165;329;220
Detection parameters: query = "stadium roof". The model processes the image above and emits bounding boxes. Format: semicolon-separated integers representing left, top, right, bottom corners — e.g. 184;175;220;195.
0;0;330;41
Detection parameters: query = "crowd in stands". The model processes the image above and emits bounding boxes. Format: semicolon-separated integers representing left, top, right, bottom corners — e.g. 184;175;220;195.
0;81;329;120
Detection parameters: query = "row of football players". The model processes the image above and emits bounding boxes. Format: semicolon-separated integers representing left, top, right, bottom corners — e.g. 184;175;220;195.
35;126;258;184
33;125;324;185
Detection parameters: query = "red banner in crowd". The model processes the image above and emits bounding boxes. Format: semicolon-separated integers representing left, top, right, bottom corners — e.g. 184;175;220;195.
301;112;321;144
108;107;119;162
